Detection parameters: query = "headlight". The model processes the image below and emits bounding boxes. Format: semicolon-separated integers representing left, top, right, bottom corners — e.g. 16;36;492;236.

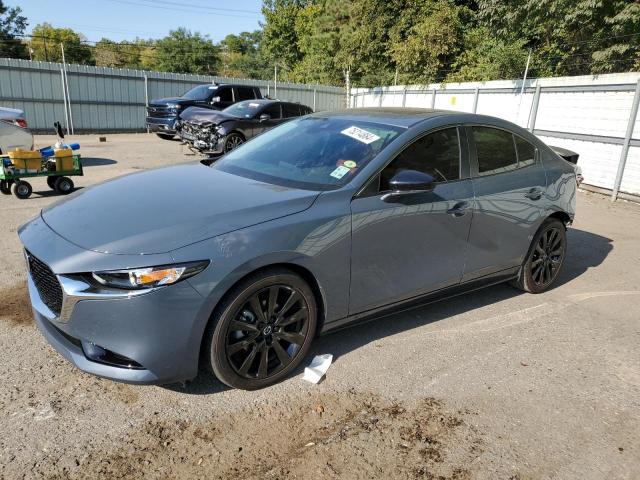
92;261;209;290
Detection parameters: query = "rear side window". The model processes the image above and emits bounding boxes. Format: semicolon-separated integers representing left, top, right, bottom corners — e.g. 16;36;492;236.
282;103;300;118
515;135;536;167
472;127;517;175
263;103;281;119
379;127;460;190
237;87;255;101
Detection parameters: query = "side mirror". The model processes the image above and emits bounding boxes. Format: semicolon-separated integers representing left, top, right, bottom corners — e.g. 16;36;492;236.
259;113;271;122
382;169;434;201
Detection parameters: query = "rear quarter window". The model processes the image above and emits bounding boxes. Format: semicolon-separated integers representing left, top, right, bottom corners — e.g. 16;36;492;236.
472;126;518;176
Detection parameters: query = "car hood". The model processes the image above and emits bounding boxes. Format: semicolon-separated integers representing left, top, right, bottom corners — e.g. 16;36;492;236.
180;106;234;125
149;97;196;107
41;164;320;255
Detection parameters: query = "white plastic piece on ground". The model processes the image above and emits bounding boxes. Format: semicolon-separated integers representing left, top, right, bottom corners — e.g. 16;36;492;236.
302;354;333;384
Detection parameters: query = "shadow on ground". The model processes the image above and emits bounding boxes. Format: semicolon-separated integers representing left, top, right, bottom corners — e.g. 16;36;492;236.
82;157;118;167
178;228;612;395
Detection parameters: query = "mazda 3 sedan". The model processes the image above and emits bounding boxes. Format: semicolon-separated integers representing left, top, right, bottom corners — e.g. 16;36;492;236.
19;108;577;390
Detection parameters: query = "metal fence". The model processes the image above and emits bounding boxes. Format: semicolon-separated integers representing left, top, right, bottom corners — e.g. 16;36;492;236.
351;72;640;201
0;58;346;134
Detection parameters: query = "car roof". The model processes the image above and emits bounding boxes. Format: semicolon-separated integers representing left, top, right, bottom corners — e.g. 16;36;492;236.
311;108;461;128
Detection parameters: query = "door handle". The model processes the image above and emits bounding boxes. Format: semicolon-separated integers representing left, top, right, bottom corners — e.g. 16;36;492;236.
447;201;470;217
524;187;543;200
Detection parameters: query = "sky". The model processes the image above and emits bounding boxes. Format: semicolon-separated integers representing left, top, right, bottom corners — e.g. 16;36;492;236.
15;0;265;43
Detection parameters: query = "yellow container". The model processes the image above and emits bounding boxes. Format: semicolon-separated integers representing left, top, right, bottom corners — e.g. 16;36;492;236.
55;149;74;171
9;148;42;173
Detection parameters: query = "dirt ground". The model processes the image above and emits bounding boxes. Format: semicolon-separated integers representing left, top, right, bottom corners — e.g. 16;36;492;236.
0;134;639;479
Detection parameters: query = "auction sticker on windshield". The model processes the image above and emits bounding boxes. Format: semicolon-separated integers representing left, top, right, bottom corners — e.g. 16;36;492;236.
330;165;351;179
341;126;380;144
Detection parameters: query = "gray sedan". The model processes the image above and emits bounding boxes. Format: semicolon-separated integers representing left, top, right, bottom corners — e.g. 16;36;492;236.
18;108;577;390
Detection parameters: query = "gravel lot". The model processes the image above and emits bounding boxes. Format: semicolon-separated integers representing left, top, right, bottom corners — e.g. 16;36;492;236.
1;133;639;479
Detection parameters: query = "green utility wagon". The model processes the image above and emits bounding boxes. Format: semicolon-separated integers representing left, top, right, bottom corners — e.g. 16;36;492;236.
0;153;83;200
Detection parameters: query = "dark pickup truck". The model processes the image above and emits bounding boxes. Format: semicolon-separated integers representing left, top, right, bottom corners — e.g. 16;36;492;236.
145;83;262;139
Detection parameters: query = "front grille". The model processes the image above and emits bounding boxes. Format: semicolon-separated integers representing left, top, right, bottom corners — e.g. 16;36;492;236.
146;106;173;118
27;251;63;315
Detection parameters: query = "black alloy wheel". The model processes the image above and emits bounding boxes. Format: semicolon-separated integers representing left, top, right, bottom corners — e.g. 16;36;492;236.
205;268;317;390
512;218;567;293
223;133;244;153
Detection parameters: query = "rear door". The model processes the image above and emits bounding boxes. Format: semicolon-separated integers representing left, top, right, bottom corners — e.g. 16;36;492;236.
463;125;547;281
349;126;474;314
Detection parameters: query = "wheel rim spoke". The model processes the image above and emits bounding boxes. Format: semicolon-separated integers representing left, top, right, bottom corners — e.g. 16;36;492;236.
228;332;259;355
257;345;270;378
277;308;308;327
276;290;300;323
238;343;260;375
249;296;267;323
229;319;259;333
271;339;291;367
267;286;279;318
275;330;306;346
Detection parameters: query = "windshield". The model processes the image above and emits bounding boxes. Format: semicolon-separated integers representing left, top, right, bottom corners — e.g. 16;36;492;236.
213;116;404;190
223;101;263;119
182;85;216;100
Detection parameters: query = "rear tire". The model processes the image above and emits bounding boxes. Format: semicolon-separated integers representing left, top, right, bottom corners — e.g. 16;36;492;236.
511;218;567;293
54;176;74;195
0;180;12;195
203;268;317;390
12;180;32;199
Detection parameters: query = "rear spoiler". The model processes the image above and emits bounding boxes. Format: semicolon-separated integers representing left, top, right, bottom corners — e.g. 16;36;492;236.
550;145;579;165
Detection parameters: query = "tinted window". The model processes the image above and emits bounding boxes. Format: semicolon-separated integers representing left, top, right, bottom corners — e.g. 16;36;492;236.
214;117;403;190
223;100;262;118
515;135;536;167
472;127;517;175
182;85;216;100
237;87;255;101
262;103;281;119
379;128;460;191
282;103;300;118
217;87;233;102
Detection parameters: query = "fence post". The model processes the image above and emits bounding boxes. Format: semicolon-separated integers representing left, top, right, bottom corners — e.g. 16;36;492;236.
472;87;480;113
378;88;383;107
612;79;640;201
528;85;541;132
402;88;407;107
144;74;149;133
431;88;436;108
60;68;70;135
313;88;317;111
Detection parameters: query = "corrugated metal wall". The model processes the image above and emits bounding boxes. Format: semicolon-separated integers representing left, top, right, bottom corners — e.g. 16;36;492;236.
0;58;346;133
351;72;640;199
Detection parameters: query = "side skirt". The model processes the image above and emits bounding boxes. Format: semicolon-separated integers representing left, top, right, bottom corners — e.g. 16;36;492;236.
319;267;519;335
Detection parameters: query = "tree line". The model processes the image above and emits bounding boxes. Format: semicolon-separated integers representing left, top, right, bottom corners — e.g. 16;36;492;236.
1;0;639;87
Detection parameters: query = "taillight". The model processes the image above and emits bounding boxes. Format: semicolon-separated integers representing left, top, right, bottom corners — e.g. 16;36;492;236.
15;119;27;129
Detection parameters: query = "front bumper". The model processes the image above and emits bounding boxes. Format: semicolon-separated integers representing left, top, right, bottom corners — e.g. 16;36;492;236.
19;216;210;385
146;116;176;134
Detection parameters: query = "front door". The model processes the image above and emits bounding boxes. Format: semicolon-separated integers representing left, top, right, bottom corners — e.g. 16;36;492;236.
349;127;473;314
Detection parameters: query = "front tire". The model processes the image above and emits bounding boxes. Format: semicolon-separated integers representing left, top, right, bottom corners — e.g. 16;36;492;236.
223;133;244;153
204;268;317;390
54;176;74;195
512;218;567;293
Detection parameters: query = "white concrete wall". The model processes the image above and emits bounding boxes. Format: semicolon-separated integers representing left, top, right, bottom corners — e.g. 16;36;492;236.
351;73;640;197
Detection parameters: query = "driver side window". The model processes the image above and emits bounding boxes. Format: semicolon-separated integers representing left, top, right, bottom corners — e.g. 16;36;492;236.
379;127;461;191
262;104;281;119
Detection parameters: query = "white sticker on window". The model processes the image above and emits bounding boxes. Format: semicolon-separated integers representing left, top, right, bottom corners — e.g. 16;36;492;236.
341;126;380;144
330;165;351;179
249;103;260;107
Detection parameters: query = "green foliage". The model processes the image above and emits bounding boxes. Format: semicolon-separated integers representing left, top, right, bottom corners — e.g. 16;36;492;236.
152;28;220;75
0;0;28;59
30;23;93;64
220;30;271;79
